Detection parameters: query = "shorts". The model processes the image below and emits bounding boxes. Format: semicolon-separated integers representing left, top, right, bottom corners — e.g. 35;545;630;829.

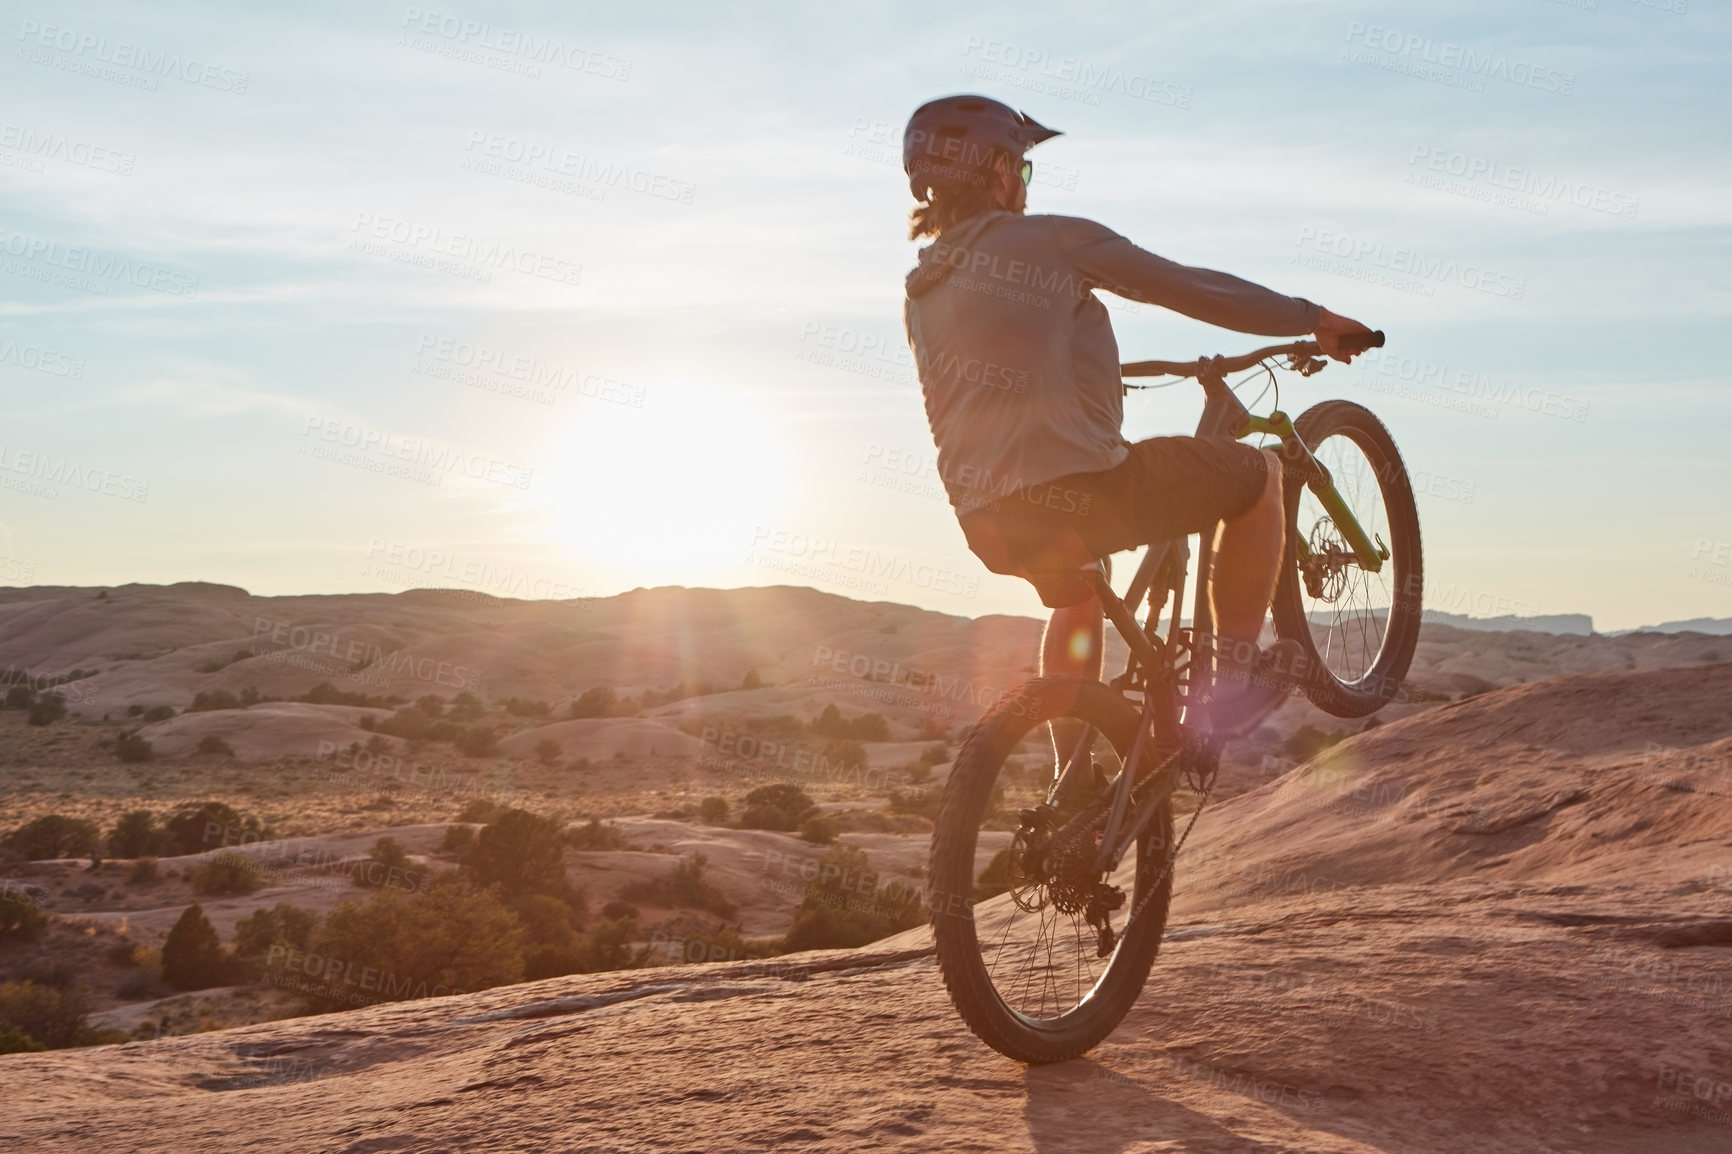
1051;436;1270;557
960;437;1269;608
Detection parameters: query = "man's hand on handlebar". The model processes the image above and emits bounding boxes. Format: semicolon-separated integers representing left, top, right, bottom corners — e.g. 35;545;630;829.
1314;307;1376;363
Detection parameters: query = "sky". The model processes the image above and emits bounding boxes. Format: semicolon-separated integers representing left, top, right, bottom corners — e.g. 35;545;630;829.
0;0;1726;632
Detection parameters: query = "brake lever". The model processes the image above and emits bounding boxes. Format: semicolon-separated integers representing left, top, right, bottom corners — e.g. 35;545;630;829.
1287;352;1327;377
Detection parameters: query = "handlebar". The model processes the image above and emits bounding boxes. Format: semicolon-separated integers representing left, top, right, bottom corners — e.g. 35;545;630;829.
1121;330;1384;380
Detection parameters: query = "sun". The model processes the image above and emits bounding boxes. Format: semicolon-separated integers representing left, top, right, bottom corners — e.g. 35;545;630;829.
539;379;789;575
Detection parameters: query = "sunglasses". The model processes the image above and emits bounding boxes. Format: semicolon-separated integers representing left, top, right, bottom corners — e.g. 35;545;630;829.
1019;160;1034;186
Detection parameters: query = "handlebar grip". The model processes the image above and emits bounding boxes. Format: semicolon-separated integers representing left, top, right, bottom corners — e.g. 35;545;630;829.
1339;329;1385;354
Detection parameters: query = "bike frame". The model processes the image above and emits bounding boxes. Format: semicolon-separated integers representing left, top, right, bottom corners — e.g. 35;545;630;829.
1048;340;1387;882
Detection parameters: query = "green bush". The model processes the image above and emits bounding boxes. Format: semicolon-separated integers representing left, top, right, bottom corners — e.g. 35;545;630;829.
196;734;235;756
127;857;159;885
440;824;476;854
189;851;266;896
780;845;922;953
107;810;170;858
295;878;525;1011
455;727;499;757
141;704;176;723
510;893;585;980
0;982;114;1049
161;905;228;991
461;809;569;899
298;681;401;709
737;783;817;832
232;903;318;960
697;797;729;826
568;686;617;719
565;817;627;851
0;888;48;941
3;814;100;860
115;731;154;763
163;801;272;856
353;837;423;892
0;1023;46;1054
619;853;736;918
808;704;889;742
799;814;839;845
188;690;241;712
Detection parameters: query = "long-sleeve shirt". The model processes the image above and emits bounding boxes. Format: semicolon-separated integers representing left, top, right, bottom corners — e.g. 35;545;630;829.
904;211;1320;515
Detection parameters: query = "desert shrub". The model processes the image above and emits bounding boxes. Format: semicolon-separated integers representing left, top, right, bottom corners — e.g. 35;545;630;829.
141;704;176;723
455;727;499;757
189;851;267;896
510;893;586;980
740;669;763;690
565;817;628;851
819;738;868;775
888;784;946;821
455;798;507;825
798;814;839;845
414;694;445;717
161;905;228;991
600;900;639;921
114;970;166;1001
231;903;318;960
619;853;736;918
447;691;485;721
187;690;241;712
3;814;100;860
353;837;424;892
298;681;401;709
737;783;817;832
195;734;236;757
0;888;48;941
440;824;476;854
115;731;154;763
105;941;140;966
534;738;562;766
697;797;729;826
107;810;168;859
808;704;890;742
461;809;569;899
580;912;647;972
780;845;923;953
918;742;950;767
162;801;272;856
568;686;616;719
27;693;67;726
504;697;551;718
128;857;159;885
298;878;525;1011
0;1023;47;1054
0;982;114;1049
1283;725;1345;762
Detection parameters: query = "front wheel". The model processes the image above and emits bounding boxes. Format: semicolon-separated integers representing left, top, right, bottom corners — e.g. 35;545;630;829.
929;678;1175;1064
1271;400;1423;717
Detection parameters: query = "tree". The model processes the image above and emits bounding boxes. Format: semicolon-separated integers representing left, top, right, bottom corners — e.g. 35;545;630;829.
232;903;317;960
163;801;271;856
461;809;569;899
190;851;267;896
301;878;525;1011
107;810;167;858
568;686;616;719
511;893;585;980
0;982;97;1049
619;853;736;918
161;905;228;991
114;732;154;763
737;784;817;832
781;845;922;953
0;888;47;941
354;837;421;892
3;814;100;860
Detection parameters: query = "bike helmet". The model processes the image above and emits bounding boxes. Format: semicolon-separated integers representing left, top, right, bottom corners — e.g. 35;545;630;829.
902;94;1061;199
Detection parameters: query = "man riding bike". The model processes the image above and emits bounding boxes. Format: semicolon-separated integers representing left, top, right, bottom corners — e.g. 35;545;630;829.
900;94;1375;771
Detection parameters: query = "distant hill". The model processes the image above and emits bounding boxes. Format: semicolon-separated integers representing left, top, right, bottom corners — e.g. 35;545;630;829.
1628;616;1732;636
1421;610;1594;635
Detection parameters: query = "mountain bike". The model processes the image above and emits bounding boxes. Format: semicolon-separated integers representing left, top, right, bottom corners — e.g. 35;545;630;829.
927;330;1422;1063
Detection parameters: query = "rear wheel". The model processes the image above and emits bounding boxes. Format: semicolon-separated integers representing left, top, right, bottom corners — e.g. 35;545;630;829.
1271;400;1423;717
929;677;1175;1064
